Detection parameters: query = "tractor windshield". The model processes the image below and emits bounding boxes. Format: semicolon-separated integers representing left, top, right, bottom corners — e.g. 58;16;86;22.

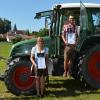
92;9;100;33
61;8;80;26
34;10;53;36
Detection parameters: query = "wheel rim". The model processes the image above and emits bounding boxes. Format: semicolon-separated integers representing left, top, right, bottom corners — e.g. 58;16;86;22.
12;66;36;90
88;51;100;82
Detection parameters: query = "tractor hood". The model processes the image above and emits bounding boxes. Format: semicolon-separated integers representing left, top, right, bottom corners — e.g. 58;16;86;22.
9;36;51;57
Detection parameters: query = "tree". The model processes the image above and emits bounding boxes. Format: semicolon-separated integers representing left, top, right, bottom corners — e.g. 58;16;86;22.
32;31;38;35
4;18;11;33
13;24;17;32
0;18;11;34
0;18;4;34
38;28;49;37
25;29;30;35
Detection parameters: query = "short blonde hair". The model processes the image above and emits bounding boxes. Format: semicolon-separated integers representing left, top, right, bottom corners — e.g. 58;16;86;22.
69;15;74;19
37;37;44;42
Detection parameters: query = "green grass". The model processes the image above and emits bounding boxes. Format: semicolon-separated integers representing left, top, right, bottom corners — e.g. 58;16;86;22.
0;42;100;100
0;42;12;73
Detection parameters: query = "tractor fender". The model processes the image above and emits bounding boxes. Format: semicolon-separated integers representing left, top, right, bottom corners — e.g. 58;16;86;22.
7;54;30;66
79;35;100;53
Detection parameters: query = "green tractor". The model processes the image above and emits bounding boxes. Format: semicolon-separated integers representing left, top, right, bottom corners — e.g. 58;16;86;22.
0;2;100;96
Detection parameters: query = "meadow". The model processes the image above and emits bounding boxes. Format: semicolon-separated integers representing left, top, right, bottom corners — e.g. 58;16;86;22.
0;42;100;100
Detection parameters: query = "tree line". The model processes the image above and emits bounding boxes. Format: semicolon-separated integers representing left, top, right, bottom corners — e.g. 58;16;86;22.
32;28;49;37
0;18;11;34
0;17;49;37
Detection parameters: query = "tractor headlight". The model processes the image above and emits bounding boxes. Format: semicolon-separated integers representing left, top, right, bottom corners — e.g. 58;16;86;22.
25;50;28;54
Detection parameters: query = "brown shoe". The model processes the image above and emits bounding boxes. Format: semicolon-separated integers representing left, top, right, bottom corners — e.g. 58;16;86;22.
37;94;41;97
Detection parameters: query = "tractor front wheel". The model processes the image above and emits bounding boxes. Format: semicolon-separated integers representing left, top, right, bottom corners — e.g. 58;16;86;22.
4;59;36;96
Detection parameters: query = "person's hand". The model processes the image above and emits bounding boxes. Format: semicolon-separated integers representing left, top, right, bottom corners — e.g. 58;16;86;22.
34;63;37;68
31;66;33;72
31;63;37;72
64;41;67;45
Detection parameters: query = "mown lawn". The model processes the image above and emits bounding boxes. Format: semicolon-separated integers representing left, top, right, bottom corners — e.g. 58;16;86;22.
0;42;100;100
0;42;12;73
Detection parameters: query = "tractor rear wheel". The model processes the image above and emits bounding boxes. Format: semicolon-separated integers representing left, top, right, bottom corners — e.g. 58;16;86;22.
4;59;36;96
82;45;100;89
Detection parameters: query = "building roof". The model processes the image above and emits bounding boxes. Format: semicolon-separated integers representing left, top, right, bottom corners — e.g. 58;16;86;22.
54;3;100;9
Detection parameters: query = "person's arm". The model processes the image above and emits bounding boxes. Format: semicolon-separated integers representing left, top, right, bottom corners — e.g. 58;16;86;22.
30;47;37;67
61;25;67;45
30;54;37;67
61;34;67;45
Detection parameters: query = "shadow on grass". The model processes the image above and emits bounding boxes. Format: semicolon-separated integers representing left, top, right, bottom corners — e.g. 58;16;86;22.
46;78;100;97
0;77;100;99
0;96;38;100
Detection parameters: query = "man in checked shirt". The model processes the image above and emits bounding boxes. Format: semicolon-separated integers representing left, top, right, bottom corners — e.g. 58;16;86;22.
61;15;78;77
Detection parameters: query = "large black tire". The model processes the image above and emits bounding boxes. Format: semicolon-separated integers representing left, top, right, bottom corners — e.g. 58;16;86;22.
4;59;36;96
81;45;100;89
70;50;79;79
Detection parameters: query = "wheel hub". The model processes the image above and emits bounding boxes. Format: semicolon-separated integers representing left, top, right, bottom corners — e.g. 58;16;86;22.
96;62;100;69
20;73;29;82
12;66;36;90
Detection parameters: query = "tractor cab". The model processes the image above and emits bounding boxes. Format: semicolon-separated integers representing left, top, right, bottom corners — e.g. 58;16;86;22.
79;2;100;52
35;4;80;57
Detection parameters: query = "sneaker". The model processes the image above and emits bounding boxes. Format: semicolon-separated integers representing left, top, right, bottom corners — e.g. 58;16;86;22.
63;72;67;77
67;72;71;79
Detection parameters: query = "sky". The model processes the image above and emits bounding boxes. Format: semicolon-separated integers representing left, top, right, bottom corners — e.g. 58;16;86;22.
0;0;100;32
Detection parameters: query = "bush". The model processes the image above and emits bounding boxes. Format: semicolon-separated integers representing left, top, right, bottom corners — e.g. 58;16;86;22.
37;28;49;37
12;35;22;44
0;37;6;42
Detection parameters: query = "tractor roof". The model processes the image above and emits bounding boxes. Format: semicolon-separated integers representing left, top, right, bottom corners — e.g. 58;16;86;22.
54;3;100;9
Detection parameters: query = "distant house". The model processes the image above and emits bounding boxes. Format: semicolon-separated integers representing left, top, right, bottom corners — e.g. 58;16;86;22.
0;30;34;42
7;30;34;42
13;30;26;35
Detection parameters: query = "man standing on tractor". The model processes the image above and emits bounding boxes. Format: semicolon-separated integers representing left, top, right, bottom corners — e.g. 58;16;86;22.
61;15;78;77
